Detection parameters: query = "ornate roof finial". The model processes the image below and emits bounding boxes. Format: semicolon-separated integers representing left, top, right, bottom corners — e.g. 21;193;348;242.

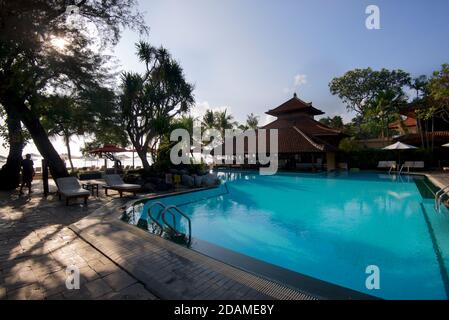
293;92;297;98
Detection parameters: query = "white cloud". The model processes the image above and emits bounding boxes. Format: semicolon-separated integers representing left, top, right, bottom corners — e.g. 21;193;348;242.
282;74;308;95
294;74;307;87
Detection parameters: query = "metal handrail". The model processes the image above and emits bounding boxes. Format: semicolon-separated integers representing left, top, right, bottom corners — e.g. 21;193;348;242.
435;184;449;211
161;205;192;245
437;189;449;211
388;164;395;175
398;164;410;175
147;202;166;235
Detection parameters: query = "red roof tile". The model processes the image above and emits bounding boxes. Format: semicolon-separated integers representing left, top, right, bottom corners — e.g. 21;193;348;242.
394;131;449;145
388;117;417;129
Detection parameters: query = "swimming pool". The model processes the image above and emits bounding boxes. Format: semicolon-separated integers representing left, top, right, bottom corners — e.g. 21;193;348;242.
123;171;449;300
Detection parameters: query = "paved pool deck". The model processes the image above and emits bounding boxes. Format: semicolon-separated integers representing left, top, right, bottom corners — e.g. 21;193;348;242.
0;180;314;300
0;182;156;300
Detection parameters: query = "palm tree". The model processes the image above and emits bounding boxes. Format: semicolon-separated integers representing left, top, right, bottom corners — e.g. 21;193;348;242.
410;75;430;148
372;90;407;139
246;113;259;130
214;110;236;139
202;110;215;129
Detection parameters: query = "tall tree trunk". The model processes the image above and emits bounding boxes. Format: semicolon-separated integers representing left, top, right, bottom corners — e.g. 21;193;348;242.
417;118;425;148
136;148;151;170
15;101;69;179
424;120;429;149
64;134;75;172
0;110;25;190
431;116;435;151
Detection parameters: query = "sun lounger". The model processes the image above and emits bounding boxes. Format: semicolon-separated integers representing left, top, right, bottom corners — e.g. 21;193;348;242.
400;161;425;173
56;177;90;205
377;161;396;174
103;174;141;197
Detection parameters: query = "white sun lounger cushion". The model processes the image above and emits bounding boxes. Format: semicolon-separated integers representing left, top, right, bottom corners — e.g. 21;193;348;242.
56;177;90;197
104;174;140;189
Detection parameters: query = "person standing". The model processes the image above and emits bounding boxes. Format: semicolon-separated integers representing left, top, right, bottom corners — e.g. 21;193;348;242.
19;154;35;195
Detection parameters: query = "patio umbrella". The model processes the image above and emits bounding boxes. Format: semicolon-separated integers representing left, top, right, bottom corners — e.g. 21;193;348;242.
442;143;449;147
89;144;133;172
382;141;417;165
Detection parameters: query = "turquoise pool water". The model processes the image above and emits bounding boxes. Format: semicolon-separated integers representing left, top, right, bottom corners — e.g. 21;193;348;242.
126;171;449;299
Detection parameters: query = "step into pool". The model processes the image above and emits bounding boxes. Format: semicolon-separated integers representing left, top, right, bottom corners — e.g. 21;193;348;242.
123;171;449;300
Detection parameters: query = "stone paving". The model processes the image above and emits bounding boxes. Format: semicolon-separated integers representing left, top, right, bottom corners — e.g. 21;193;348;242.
0;181;156;300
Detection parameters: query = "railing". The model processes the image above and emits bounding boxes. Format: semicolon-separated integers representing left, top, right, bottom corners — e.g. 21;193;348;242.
398;164;408;175
147;201;166;235
146;201;192;245
161;205;192;246
388;165;395;175
435;184;449;211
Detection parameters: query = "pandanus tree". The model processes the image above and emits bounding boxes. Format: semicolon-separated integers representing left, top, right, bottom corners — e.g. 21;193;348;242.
0;0;147;189
118;42;195;170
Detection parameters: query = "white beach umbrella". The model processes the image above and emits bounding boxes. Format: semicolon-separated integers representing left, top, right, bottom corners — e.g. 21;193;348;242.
382;142;418;150
442;143;449;147
382;142;417;165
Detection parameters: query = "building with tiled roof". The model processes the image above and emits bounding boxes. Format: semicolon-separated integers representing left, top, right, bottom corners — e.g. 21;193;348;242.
388;117;418;135
391;102;449;148
215;93;346;171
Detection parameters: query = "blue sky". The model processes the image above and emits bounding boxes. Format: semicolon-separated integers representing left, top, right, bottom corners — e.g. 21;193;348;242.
113;0;449;124
2;0;449;157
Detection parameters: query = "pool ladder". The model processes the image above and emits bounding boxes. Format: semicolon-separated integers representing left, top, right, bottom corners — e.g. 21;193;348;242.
147;201;192;245
434;184;449;212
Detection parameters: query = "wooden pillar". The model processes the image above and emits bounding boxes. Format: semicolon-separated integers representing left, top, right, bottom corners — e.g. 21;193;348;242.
42;159;49;197
326;152;336;171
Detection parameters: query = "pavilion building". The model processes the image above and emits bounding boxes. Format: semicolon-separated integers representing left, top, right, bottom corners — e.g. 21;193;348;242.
215;93;346;171
261;93;346;170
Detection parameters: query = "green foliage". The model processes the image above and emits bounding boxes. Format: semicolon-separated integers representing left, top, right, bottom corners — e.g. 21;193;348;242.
118;42;195;170
245;113;259;130
329;68;411;116
329;68;411;139
214;109;236;136
0;0;148;179
338;137;361;153
319;116;344;129
428;63;449;122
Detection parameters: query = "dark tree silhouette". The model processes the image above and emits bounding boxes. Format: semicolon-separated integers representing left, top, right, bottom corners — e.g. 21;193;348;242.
0;0;147;189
